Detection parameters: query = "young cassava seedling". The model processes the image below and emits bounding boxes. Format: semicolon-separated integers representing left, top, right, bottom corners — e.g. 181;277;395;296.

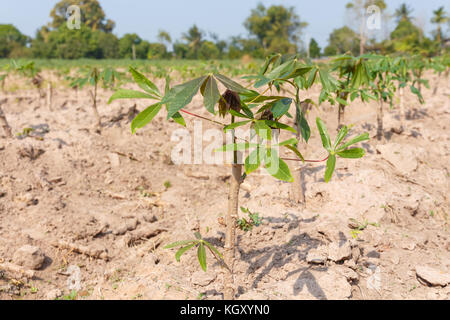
68;67;123;132
109;63;369;300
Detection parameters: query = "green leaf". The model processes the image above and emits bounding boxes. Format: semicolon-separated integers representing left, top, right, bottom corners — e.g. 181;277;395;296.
333;125;348;150
129;67;161;97
316;118;332;151
171;112;186;127
264;148;294;182
223;120;252;131
263;120;297;133
324;154;336;183
215;142;257;152
194;232;202;240
108;89;158;104
203;240;224;260
254;120;272;140
131;103;162;134
336;96;349;106
164;240;196;249
200;76;220;114
245;146;262;174
337;133;369;151
337;148;365;158
271;98;292;118
197;242;207;272
409;85;424;103
214;74;248;93
229;109;252;119
175;243;196;262
284;145;305;162
165;76;207;119
296;104;310;142
307;68;318;88
265;60;296;81
276;138;298;146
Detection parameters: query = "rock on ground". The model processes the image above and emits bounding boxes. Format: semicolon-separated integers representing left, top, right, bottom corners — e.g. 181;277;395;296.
12;245;45;270
191;271;217;287
416;266;450;287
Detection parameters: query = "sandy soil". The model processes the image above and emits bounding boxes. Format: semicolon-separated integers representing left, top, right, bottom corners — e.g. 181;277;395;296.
0;71;449;300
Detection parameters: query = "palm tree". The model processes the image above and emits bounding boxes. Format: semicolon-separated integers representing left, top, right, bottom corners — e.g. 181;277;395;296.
157;29;172;45
395;3;413;22
431;7;448;44
182;25;203;58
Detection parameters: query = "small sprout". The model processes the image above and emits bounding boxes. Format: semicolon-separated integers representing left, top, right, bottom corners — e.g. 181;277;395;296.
164;233;226;272
237;207;262;232
164;180;172;189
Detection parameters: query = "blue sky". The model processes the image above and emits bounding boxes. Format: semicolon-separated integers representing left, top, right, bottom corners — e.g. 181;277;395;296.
1;0;448;48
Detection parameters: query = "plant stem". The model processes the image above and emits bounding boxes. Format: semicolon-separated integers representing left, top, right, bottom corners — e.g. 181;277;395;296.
47;82;53;112
377;95;384;141
290;87;305;204
90;82;101;131
0;99;12;138
399;86;405;130
283;155;329;163
224;115;242;300
180;109;225;126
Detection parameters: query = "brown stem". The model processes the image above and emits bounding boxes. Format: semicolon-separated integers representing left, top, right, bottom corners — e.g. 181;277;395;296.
224;116;242;300
338;104;345;129
433;72;440;95
0;99;12;138
290;95;306;204
399;87;405;130
377;97;384;141
89;84;101;130
47;82;53;112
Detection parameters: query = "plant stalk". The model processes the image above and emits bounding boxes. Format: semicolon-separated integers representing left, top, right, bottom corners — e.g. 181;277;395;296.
290;88;305;204
0;99;12;138
90;82;101;131
377;96;384;141
224;115;242;300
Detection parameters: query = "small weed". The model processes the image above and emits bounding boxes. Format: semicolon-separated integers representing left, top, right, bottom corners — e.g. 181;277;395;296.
164;180;172;189
237;207;262;232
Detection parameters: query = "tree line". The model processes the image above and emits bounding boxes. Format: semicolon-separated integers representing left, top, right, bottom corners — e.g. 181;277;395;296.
0;0;448;60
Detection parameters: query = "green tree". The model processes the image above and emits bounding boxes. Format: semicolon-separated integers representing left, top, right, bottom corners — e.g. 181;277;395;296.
182;25;204;59
32;24;104;59
173;42;189;59
394;3;413;22
198;41;220;60
97;32;120;59
389;19;436;54
119;33;143;59
147;43;169;59
157;29;172;45
227;37;265;59
50;0;115;32
431;7;448;45
324;26;360;56
309;38;321;58
0;24;29;58
244;3;307;53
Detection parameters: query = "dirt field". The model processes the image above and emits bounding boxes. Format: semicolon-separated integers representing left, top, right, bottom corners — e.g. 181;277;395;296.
0;71;449;300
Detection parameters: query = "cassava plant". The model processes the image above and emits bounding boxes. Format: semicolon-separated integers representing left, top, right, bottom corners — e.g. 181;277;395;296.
330;54;376;129
68;67;123;131
108;63;369;300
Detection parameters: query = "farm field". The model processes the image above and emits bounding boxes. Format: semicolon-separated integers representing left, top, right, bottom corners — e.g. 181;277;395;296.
0;64;448;300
